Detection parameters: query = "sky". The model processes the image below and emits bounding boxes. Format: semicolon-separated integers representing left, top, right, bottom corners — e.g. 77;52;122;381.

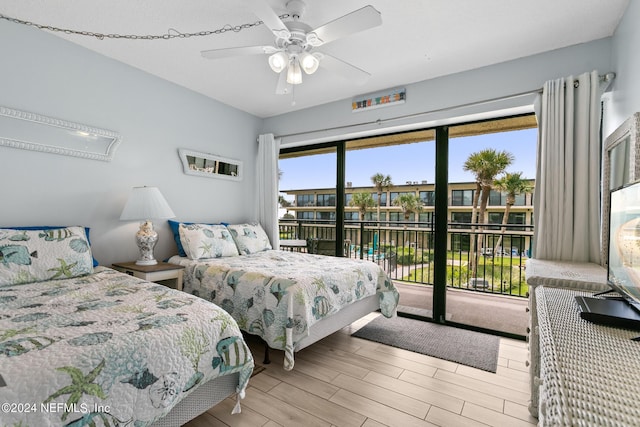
279;128;538;194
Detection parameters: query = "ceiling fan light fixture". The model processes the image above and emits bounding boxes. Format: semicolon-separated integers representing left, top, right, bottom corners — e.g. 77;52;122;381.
300;51;320;74
268;51;288;73
287;58;303;84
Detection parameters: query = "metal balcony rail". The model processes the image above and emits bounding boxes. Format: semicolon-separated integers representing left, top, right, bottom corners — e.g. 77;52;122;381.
279;219;533;298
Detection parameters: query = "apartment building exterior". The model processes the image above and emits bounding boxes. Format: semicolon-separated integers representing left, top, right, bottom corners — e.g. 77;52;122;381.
280;180;535;254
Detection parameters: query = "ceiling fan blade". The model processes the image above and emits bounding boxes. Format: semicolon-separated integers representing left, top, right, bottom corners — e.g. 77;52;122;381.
244;0;291;40
201;45;274;59
307;5;382;46
275;70;292;95
317;53;371;84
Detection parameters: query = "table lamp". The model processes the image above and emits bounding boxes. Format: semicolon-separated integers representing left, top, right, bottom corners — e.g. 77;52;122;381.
120;186;175;265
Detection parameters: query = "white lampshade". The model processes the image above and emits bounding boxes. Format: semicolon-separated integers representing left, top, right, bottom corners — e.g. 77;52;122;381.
300;52;320;75
120;186;174;266
268;51;289;73
120;186;175;221
286;58;303;85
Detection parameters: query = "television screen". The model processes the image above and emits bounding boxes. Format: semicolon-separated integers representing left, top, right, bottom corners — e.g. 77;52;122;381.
608;180;640;310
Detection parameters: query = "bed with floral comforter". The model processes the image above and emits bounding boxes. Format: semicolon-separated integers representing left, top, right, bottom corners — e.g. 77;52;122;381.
0;266;254;427
168;250;399;370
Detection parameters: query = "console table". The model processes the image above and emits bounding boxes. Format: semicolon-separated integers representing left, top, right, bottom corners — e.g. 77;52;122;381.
536;286;640;425
525;259;608;417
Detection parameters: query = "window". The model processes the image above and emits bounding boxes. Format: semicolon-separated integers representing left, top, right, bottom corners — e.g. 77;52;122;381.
390;191;414;204
419;212;433;227
450;212;472;228
508;212;526;230
376;212;387;222
345;193;353;205
296;194;315;207
488;212;526;224
372;192;388;206
297;211;314;220
488;212;527;230
489;190;505;206
419;191;435;206
489;190;528;206
317;194;336;207
451;189;474;206
317;211;335;221
345;212;359;221
390;212;415;222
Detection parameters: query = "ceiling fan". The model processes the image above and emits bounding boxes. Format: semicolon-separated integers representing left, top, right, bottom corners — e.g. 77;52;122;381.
201;0;382;94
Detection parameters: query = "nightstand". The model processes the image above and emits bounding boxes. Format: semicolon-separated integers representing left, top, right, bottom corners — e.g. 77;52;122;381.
111;261;185;291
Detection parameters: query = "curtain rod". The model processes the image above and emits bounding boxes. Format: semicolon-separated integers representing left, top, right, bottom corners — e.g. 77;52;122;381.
274;72;615;140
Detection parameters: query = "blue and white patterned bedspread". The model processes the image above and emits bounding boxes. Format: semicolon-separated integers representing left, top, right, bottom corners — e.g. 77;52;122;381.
169;250;399;370
0;267;254;427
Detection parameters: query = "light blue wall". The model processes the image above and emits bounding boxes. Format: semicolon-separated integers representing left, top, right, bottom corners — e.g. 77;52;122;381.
604;0;640;137
0;20;262;267
263;38;614;146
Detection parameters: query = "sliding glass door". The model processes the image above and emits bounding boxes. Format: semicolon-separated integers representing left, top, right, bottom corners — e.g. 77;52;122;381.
277;114;537;338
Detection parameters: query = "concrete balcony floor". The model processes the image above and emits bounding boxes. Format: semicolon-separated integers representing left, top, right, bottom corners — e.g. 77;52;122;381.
394;281;529;337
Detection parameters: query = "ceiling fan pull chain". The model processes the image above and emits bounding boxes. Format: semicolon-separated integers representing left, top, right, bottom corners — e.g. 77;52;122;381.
0;13;289;41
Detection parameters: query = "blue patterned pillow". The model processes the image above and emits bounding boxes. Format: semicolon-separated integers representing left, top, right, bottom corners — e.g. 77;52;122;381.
227;222;272;255
0;226;94;286
178;223;239;259
168;220;228;257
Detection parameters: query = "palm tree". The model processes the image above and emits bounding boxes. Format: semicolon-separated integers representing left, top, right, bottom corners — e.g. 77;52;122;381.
393;193;423;225
349;192;376;221
463;152;484;228
492;172;532;256
278;195;292;215
463;149;514;278
371;173;392;221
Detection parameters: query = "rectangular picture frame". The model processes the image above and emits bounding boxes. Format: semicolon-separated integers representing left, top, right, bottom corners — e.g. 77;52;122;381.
178;148;242;181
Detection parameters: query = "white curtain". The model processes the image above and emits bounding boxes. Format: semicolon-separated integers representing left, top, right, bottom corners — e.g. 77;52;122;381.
257;133;281;250
533;70;604;263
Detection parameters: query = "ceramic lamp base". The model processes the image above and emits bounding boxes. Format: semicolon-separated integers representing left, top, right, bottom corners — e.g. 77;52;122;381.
135;220;158;266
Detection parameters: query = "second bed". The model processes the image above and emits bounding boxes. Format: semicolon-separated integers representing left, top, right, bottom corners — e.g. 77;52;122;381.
169;249;399;370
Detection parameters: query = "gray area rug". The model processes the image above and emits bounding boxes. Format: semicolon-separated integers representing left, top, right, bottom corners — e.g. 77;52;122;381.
352;315;500;372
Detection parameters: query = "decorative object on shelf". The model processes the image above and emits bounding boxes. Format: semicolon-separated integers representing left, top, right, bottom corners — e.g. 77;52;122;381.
0;105;121;161
352;87;406;112
120;186;175;265
178;148;243;181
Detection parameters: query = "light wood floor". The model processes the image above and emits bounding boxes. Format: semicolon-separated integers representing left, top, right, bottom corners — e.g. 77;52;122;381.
184;313;537;427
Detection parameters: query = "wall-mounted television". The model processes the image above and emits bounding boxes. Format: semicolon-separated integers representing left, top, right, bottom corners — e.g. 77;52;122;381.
575;180;640;329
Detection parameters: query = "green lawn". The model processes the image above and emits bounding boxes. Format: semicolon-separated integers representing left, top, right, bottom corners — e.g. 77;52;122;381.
401;250;528;297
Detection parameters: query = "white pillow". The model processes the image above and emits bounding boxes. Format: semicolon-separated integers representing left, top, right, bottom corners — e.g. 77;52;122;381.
226;222;272;254
0;226;94;286
178;223;239;259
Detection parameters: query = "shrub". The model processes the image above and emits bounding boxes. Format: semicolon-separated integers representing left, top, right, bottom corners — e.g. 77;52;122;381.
396;247;432;265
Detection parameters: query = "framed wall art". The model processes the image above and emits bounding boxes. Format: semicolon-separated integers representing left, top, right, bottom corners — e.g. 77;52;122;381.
178;148;242;181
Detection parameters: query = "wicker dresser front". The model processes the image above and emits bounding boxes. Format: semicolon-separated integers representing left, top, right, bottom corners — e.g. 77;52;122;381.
536;286;640;426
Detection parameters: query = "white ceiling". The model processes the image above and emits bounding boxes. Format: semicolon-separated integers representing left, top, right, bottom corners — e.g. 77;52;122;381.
0;0;629;118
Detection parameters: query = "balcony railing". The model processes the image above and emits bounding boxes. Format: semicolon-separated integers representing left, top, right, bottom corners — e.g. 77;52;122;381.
279;219;533;298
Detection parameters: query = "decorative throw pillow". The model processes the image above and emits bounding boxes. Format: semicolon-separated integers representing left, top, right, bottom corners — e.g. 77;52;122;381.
227;222;272;255
0;226;94;286
168;220;228;257
178;223;239;260
4;225;99;266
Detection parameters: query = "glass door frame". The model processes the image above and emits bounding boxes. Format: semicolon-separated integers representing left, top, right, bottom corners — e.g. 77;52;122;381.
279;114;534;339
